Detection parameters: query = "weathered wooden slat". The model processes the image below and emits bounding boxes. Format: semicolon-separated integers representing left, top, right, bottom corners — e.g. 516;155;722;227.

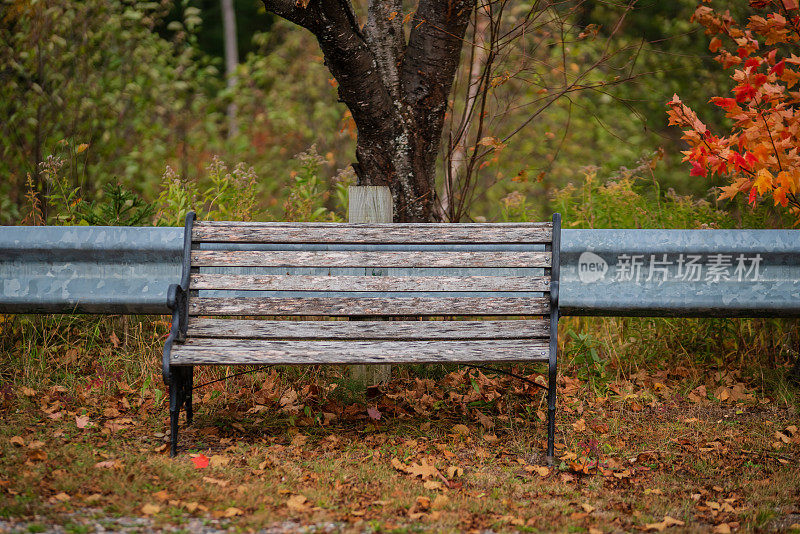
189;297;549;316
190;273;550;292
194;221;552;228
193;224;552;244
191;250;551;268
187;318;549;339
170;339;549;365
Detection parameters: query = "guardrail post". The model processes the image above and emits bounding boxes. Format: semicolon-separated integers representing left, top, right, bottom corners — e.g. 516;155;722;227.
348;186;393;388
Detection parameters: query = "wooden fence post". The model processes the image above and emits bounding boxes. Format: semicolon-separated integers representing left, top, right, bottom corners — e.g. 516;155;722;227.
348;185;392;387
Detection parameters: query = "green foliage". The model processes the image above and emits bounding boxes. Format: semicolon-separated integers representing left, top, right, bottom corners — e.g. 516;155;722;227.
499;191;539;223
155;156;261;225
18;146;155;226
549;153;787;230
564;328;608;391
202;156;259;221
283;145;353;222
0;0;219;222
155;167;198;227
283;146;332;222
77;183;154;226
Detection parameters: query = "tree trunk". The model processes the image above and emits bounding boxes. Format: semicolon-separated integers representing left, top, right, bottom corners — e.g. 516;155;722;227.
221;0;239;139
261;0;473;222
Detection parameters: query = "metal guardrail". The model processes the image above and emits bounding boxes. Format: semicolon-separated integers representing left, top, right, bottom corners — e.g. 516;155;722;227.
0;227;182;314
560;229;800;317
0;226;798;317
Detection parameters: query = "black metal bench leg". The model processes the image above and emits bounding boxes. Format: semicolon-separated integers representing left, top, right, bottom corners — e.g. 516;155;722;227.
546;359;557;465
184;366;194;425
169;370;182;457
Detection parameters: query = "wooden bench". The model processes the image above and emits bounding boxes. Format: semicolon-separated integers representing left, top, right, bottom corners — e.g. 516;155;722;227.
162;213;561;461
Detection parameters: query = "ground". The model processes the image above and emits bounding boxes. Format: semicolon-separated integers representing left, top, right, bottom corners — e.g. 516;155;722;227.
1;362;798;533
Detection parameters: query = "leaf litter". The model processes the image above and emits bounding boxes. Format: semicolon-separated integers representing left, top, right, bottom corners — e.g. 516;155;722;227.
0;364;797;532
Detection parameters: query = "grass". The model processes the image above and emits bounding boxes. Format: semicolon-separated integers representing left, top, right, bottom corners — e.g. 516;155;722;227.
0;313;799;532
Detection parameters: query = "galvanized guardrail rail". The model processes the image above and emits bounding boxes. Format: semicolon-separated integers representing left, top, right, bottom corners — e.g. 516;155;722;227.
1;226;798;317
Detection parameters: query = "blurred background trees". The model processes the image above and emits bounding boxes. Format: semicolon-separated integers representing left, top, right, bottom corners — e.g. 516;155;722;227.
0;0;792;227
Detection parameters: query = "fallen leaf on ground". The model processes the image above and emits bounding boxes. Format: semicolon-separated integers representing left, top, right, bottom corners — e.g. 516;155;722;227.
423;480;443;490
689;385;708;404
190;454;209;469
476;411;494;429
224;507;243;517
408;459;440;479
572;418;586;432
526;465;550;477
367;406;381;420
141;503;160;515
713;524;732;534
287;494;309;512
53;492;70;502
27;449;47;462
9;436;24;447
392;457;440;479
209;454;230;468
451;424;470;436
75;415;90;429
447;466;464;478
775;431;791;444
645;516;685;531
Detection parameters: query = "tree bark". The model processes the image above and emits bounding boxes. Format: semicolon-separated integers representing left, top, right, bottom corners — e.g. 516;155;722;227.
261;0;474;222
221;0;239;139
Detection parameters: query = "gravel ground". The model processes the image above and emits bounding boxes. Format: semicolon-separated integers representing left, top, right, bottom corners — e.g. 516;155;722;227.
0;515;343;533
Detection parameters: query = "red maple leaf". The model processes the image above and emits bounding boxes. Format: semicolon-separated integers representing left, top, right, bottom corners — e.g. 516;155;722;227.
735;84;757;102
710;97;738;111
770;59;786;76
690;162;708;177
190;454;209;469
745;57;762;69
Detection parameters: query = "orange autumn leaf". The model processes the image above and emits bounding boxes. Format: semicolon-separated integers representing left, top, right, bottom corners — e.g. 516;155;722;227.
754;168;774;194
777;170;798;194
774;186;789;206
